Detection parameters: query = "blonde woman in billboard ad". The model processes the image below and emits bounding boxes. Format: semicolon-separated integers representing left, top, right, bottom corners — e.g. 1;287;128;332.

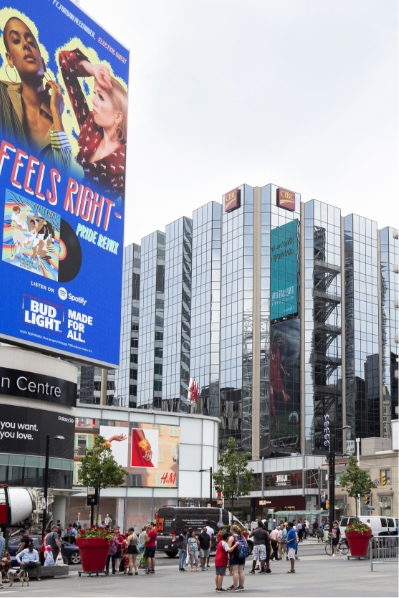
0;11;71;169
58;48;127;199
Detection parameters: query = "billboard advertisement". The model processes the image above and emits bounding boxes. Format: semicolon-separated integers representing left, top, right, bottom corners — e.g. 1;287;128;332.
74;419;180;488
269;319;300;450
0;404;74;459
270;219;299;320
0;1;129;367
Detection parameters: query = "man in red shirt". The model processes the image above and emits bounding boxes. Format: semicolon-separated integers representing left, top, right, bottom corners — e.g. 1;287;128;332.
145;522;157;574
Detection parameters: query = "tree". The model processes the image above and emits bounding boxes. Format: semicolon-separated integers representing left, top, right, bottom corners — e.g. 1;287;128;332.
212;436;254;517
339;455;377;516
79;435;126;522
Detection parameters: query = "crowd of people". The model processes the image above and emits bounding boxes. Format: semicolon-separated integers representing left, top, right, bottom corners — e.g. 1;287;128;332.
0;516;335;590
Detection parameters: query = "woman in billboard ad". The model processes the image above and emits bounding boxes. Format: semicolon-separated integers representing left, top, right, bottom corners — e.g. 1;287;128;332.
0;10;71;168
58;48;127;199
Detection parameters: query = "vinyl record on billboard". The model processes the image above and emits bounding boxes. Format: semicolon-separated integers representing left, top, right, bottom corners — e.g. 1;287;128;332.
58;219;82;283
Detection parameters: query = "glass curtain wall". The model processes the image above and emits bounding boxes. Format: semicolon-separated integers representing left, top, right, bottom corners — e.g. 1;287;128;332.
345;215;379;439
220;185;251;453
268;187;301;456
162;217;193;412
137;231;166;409
191;202;221;417
115;243;141;408
304;201;342;454
379;227;399;436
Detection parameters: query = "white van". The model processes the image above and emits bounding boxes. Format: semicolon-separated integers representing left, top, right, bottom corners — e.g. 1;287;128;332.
340;516;396;538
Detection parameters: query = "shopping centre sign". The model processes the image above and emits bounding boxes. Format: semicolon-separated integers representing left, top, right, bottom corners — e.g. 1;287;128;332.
0;366;76;406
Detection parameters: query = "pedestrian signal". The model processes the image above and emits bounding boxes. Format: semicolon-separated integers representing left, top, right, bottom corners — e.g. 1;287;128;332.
326;500;330;509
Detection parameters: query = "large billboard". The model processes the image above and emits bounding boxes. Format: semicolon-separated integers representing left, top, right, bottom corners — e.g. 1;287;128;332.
269;319;300;451
270;219;299;320
0;404;74;459
0;1;129;367
74;419;180;488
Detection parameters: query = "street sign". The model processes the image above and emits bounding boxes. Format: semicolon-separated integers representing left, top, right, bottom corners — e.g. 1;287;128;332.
366;506;375;511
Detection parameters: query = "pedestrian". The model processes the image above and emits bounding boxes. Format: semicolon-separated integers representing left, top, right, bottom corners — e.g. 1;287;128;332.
187;530;199;571
114;529;125;571
16;529;30;555
249;520;268;574
45;525;62;562
317;523;324;543
178;527;188;572
43;545;55;566
139;526;148;569
279;523;287;560
105;532;118;575
205;521;215;567
323;521;330;543
331;521;341;557
198;526;211;571
0;551;11;590
144;522;157;575
269;526;280;561
56;519;64;538
303;519;309;540
312;519;319;538
16;541;41;581
286;522;297;573
296;520;303;542
126;527;139;575
214;532;239;592
226;524;248;592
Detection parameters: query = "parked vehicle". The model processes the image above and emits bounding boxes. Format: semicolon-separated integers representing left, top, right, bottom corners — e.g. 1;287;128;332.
155;507;251;557
8;534;81;565
340;516;397;539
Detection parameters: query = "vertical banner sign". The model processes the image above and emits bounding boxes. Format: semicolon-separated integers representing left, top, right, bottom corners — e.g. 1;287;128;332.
270;219;299;320
0;1;129;367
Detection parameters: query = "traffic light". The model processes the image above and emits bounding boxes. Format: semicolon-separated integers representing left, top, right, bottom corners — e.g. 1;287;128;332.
364;495;369;505
381;472;386;487
326;500;330;509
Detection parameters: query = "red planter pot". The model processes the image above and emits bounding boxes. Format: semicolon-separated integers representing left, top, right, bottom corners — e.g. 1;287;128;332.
76;538;110;572
346;529;372;558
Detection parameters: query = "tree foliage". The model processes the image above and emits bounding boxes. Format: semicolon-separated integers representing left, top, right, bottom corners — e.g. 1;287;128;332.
79;435;125;509
212;437;254;513
339;455;377;499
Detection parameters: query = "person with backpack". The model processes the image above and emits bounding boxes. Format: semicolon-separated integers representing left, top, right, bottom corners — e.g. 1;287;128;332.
126;527;139;575
45;525;61;562
214;532;239;592
227;524;248;592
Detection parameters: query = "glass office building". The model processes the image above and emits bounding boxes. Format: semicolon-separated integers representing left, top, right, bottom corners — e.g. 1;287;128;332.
162;217;193;412
191;202;222;419
114;243;141;408
137;231;166;409
126;185;397;458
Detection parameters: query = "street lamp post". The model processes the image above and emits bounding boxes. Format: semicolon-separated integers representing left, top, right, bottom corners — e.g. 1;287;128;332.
199;467;213;507
42;435;65;539
328;426;350;527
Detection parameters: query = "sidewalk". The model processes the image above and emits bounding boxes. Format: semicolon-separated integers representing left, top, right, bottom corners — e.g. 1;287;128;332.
5;550;397;597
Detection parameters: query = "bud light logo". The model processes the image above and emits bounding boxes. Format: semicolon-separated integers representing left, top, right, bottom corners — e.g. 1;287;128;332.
22;295;64;335
58;287;68;300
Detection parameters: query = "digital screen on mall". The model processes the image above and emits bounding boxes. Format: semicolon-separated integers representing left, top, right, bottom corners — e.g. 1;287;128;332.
75;420;180;488
0;1;129;367
270;219;299;320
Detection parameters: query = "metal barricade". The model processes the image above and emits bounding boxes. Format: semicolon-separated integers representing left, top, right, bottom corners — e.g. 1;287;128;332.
370;535;398;571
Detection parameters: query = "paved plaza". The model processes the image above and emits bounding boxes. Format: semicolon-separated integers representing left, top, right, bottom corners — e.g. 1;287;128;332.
1;542;397;597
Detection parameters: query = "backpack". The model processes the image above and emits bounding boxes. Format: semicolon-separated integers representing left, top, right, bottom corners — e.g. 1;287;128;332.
235;535;249;559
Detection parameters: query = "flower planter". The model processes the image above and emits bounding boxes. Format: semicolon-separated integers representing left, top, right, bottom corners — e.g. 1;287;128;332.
346;529;372;558
76;537;110;572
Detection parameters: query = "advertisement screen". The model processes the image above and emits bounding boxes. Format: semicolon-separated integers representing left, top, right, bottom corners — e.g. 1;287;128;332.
270;219;299;320
269;319;300;451
0;1;129;367
0;404;74;459
74;419;180;488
